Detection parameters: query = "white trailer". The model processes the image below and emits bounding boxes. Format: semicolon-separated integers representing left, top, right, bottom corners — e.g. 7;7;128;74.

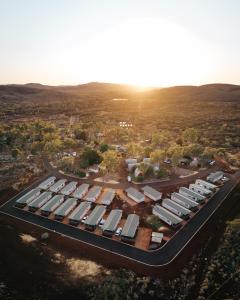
72;183;89;199
189;183;212;196
28;191;52;211
152;205;183;226
38;176;56;190
125;187;145;203
15;188;41;208
40;194;64;216
171;192;198;210
54;198;77;220
195;179;217;191
179;187;205;202
162;198;191;219
141;186;162;201
85;186;102;202
60;181;77;196
68;201;91;225
49;179;67;193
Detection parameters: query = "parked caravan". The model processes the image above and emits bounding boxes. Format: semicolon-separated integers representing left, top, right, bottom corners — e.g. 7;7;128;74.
40;194;64;216
28;191;52;212
15;188;41;208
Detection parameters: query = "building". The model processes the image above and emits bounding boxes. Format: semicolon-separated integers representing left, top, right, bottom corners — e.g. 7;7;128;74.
40;194;64;216
125;187;145;203
141;186;162;201
189;183;212;196
151;232;164;244
54;198;77;220
15;188;41;208
101;189;116;205
28;191;52;212
60;181;77;196
68;201;91;225
152;205;183;227
171;192;198;210
38;176;56;190
162;198;191;219
88;165;99;174
49;179;67;193
179;187;205;202
85;186;102;202
84;205;106;230
207;171;224;183
121;214;140;242
102;209;122;236
195;179;217;191
72;183;89;199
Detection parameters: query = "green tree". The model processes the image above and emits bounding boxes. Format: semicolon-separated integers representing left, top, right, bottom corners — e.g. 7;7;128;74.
182;128;199;144
81;148;102;167
100;150;120;173
11;148;21;159
99;143;109;153
126;142;142;158
150;149;166;164
167;144;183;165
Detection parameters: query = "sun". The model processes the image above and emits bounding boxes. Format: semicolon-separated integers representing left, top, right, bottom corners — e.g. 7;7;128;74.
74;18;217;87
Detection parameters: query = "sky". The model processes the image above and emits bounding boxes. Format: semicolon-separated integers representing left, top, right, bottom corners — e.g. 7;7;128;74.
0;0;240;87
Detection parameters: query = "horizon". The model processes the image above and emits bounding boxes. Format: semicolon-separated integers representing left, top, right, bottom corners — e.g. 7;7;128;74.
1;0;240;86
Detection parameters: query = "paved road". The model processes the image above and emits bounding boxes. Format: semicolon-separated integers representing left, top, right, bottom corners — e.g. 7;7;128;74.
1;171;239;267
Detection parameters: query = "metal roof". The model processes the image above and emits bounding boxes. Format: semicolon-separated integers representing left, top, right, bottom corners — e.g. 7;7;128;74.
69;201;91;221
41;194;64;212
162;198;191;215
60;181;77;195
179;187;205;201
85;186;102;201
38;176;56;189
101;189;115;205
72;183;89;198
16;188;41;204
49;179;67;192
54;198;77;217
29;192;52;208
142;185;162;201
85;205;106;226
103;209;122;232
195;179;217;190
125;187;145;202
171;192;198;208
207;171;224;182
121;214;139;238
153;205;183;225
189;184;212;195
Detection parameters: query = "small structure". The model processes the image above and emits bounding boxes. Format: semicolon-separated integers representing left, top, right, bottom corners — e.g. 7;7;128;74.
141;186;162;201
152;205;183;227
28;191;52;212
84;205;106;231
85;186;102;202
60;181;77;196
207;171;224;183
40;194;64;216
171;192;198;210
162;198;191;219
125;187;145;203
102;209;122;236
54;198;77;220
121;214;140;242
195;179;217;191
101;189;115;205
189;183;212;196
38;176;56;190
134;167;143;178
15;188;41;208
88;165;99;174
179;187;205;202
151;232;163;244
49;179;67;193
68;201;91;225
72;183;89;199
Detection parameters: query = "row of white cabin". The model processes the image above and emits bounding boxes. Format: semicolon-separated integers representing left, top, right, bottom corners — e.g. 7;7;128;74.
35;177;116;206
153;178;218;227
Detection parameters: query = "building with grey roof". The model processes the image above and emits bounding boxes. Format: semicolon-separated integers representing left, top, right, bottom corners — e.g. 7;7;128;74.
171;192;198;210
101;189;116;205
15;188;41;208
38;176;56;190
195;179;217;191
72;183;89;199
207;171;224;183
49;179;67;193
141;186;162;201
60;181;77;196
84;205;106;230
189;183;212;196
40;194;64;216
162;198;191;219
121;214;140;241
152;205;183;226
125;187;145;203
179;187;205;202
28;191;52;211
54;198;77;220
68;201;91;225
85;186;102;202
102;209;122;236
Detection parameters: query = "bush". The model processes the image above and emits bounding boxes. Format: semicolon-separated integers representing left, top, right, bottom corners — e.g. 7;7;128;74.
76;171;86;178
135;175;144;182
156;169;167;179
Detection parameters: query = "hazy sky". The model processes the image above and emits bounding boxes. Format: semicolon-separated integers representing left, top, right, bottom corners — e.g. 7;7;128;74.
1;0;240;86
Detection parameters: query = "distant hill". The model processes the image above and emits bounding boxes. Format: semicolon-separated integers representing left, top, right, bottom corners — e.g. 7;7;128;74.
0;82;239;103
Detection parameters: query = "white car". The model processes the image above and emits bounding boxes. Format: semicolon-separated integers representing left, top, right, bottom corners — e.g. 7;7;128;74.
81;215;88;223
115;227;122;236
99;219;105;225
